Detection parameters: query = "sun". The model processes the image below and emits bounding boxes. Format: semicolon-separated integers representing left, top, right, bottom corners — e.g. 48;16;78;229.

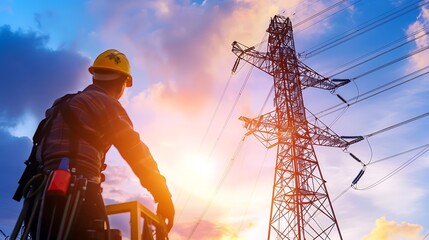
174;152;219;198
183;153;216;180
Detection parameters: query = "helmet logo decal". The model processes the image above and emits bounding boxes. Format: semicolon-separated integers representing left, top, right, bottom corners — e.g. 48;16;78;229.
105;53;121;64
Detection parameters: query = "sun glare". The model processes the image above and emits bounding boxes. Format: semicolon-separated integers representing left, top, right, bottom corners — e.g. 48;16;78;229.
175;152;219;198
184;153;216;180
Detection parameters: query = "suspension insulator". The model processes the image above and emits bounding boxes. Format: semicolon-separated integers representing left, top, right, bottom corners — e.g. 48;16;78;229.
232;58;240;73
351;169;366;185
341;136;365;145
349;153;362;164
331;78;351;83
336;94;349;106
331;78;351;87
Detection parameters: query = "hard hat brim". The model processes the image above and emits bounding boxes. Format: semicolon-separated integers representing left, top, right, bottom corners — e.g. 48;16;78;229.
89;66;133;87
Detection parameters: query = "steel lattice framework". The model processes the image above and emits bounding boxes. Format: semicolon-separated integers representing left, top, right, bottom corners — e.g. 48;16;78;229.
232;15;356;239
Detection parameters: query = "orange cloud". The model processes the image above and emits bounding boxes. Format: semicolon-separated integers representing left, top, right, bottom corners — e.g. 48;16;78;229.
363;217;423;240
89;0;335;114
172;219;240;240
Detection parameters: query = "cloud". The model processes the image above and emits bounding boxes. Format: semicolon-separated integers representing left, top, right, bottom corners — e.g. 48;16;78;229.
172;219;240;240
406;5;429;71
363;217;423;240
102;165;157;209
0;25;90;123
87;0;324;114
0;25;91;235
0;129;32;235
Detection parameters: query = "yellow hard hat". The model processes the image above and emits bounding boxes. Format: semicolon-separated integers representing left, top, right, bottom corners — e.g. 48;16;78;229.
88;49;133;87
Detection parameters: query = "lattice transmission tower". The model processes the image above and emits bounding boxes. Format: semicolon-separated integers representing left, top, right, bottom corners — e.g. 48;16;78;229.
232;15;359;239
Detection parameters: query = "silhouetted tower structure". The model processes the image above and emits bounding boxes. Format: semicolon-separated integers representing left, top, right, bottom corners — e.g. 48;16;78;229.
232;15;355;239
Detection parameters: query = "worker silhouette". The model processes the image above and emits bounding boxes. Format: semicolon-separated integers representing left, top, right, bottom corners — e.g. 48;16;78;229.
11;49;174;239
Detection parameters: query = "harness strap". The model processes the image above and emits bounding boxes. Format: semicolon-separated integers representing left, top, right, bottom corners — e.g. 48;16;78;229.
60;97;103;150
35;94;76;144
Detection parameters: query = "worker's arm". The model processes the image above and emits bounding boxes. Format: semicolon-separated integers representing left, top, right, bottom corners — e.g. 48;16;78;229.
120;138;175;231
106;109;175;231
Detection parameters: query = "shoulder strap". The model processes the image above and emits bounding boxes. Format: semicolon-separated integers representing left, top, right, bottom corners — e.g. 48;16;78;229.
59;95;103;150
33;94;76;144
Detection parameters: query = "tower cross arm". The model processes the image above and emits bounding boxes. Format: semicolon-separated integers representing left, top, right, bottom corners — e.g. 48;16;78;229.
239;111;280;149
307;118;363;148
232;40;351;91
307;121;349;148
232;41;274;76
298;61;350;91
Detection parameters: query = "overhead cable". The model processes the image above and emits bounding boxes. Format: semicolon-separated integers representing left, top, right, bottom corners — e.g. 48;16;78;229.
253;0;365;53
185;32;269;237
301;0;426;58
294;0;365;35
352;44;429;80
315;66;429;118
367;143;429;166
294;0;348;28
364;111;429;138
198;74;234;151
175;66;253;222
327;24;429;78
313;143;429;208
187;136;247;239
356;145;429;190
238;148;270;232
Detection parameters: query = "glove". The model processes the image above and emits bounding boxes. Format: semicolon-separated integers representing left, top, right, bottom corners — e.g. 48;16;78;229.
157;197;175;232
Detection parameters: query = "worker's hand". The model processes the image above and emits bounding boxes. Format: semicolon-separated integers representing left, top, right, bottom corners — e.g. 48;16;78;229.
157;197;175;232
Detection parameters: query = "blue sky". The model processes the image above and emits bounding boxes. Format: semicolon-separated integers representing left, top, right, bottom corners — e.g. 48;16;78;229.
1;0;429;239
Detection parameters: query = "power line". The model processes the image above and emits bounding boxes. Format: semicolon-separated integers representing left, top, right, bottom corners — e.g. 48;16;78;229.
294;0;365;35
302;10;429;121
186;86;274;239
344;116;429;190
175;61;249;223
181;31;269;234
174;73;236;214
352;44;429;80
294;0;348;28
423;230;429;239
186;42;274;238
237;148;270;233
175;65;253;222
197;33;272;151
286;0;324;20
327;24;429;78
315;66;429;118
301;0;426;58
248;28;429;128
355;145;429;190
313;141;429;214
201;30;267;163
367;143;429;166
198;73;234;151
364;110;429;138
187;136;247;239
252;0;365;54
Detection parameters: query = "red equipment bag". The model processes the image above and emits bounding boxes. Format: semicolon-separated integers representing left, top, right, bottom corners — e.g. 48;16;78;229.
47;157;71;196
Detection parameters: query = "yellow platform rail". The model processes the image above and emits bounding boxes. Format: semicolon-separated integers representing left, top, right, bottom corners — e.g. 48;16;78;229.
106;201;168;240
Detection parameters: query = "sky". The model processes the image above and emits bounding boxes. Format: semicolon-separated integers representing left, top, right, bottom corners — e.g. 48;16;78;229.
1;0;429;239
